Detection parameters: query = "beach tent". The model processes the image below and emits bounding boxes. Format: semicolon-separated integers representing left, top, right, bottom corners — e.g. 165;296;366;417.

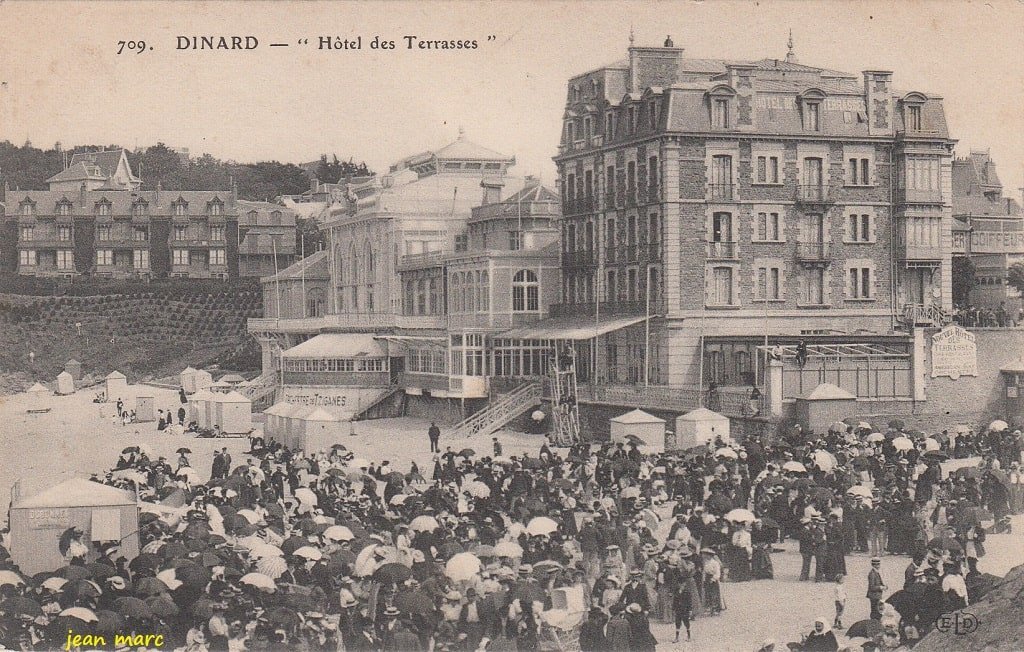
610;409;666;452
55;371;75;395
9;478;139;575
674;408;731;450
179;367;197;393
189;389;215;429
193;369;214;392
104;371;128;402
64;359;82;380
26;382;50;398
263;402;293;442
214;391;252;435
295;408;346;450
219;374;245;385
285;405;315;449
135;396;155;422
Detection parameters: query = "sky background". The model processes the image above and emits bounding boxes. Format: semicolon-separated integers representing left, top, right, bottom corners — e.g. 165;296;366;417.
1;0;1023;194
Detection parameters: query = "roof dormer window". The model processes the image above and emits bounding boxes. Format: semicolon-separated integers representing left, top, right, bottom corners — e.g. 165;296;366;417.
19;199;35;216
799;89;826;132
132;199;148;217
902;93;927;132
907;105;922;131
707;85;737;130
95;200;111;216
173;199;188;216
56;200;72;216
208;198;223;216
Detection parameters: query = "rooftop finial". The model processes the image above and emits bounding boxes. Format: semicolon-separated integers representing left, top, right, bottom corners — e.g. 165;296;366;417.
629;25;635;47
664;35;674;48
786;29;796;62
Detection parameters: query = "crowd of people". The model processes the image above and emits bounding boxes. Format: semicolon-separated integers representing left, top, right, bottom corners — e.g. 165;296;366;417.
952;302;1023;328
0;415;1020;651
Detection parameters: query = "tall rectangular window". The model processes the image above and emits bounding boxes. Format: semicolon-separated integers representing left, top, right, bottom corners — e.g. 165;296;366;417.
19;250;35;266
172;249;189;266
58;226;71;241
95;249;113;266
210;226;225;241
19;226;34;241
210;249;226;265
803;103;820;131
133;227;147;242
712;99;729;128
57;250;74;270
133;250;149;269
97;226;111;241
755;156;780;184
907;105;922;131
803;268;825;304
757;266;781;300
756;212;781;241
848;267;873;299
710;266;733;305
174;225;188;241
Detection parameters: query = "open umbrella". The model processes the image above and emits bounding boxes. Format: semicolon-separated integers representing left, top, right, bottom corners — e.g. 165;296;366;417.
294;488;318;506
464;481;491;498
847;485;872;498
494;540;524;558
724;508;756;523
988;469;1013;491
922;438;941;452
714;447;738;459
526;516;559;536
40;577;67;592
373;562;413;584
176;447;193;455
891;436;913;451
240;572;276;592
927;536;963;553
257;555;288;579
955;466;984;480
410;515;440;532
782;461;806;473
459;448;476;458
122;446;140;454
134;576;169;597
989;420;1009;432
145;595;179;619
0;570;25;587
155;569;182;591
177;467;201;484
445;552;482;582
866;432;885;443
293;546;323;561
395;591;434;616
60;607;98;623
923;450;949;462
621;486;641;499
323;525;355;542
847;619;883;639
114;596;152;620
811;450;836;472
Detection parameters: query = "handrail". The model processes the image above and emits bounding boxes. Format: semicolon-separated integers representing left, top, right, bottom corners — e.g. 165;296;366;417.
449;381;541;439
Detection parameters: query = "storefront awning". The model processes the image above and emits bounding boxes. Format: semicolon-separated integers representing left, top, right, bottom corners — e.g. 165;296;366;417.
282;334;385;359
498;315;649;341
375;335;448;350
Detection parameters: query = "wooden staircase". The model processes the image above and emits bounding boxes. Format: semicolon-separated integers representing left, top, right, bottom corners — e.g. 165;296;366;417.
449;381;542;439
239;371;278;411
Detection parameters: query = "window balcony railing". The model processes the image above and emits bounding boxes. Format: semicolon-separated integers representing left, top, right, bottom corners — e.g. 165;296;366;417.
705;241;738;260
795;184;834;204
604;191;617;210
795;242;831;263
708;183;736;201
549;298;666;318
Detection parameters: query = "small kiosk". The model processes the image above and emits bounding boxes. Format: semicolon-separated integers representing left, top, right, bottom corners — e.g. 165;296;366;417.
296;408;346;450
793;383;858;435
64;359;82;381
193;369;214;393
55;371;75;395
610;409;666;451
104;371;128;403
263;402;292;443
179;367;197;393
9;478;139;576
674;407;731;450
214;391;253;435
189;389;215;429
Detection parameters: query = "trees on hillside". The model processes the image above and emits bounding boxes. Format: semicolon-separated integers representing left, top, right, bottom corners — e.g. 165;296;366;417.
952;256;978;305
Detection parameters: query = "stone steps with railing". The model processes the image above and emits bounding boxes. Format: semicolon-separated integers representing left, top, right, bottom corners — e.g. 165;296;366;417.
449;381;542;439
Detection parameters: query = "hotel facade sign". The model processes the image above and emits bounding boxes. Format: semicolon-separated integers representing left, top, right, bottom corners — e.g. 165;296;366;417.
931;325;978;380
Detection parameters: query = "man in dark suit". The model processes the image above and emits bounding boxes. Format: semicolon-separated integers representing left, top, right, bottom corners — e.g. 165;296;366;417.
867;557;887;619
618;570;650;614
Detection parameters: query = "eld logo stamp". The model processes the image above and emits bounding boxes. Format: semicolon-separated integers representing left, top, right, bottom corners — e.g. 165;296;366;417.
935;612;979;636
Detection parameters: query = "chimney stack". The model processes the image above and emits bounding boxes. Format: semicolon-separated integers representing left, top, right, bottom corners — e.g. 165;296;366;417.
79;182;87;207
481;179;504;206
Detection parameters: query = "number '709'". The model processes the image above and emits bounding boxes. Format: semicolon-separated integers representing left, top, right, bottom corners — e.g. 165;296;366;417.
117;40;148;54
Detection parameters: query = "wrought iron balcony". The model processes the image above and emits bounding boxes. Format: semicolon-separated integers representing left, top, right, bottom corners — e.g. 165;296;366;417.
795;184;834;204
708;183;736;201
705;241;738;260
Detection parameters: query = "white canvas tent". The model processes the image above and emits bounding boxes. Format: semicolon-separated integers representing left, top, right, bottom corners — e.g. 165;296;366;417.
295;408;346;450
610;409;666;451
179;367;197;393
26;382;50;398
55;371;75;395
104;371;128;402
263;402;292;442
189;389;215;429
210;380;232;393
214;391;252;435
674;408;730;450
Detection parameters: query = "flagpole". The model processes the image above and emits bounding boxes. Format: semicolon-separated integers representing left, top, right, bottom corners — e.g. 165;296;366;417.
300;232;306;317
644;265;651;387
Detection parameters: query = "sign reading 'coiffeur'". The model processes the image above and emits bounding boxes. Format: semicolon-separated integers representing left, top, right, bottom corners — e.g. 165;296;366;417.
931;325;978;380
970;230;1024;254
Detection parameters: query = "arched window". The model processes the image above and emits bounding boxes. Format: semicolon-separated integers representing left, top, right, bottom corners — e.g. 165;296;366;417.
480;270;489;312
513;270;539;312
451;273;462;313
364;240;375;276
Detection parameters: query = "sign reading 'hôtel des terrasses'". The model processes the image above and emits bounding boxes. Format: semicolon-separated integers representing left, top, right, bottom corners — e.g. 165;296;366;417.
931;325;978;380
